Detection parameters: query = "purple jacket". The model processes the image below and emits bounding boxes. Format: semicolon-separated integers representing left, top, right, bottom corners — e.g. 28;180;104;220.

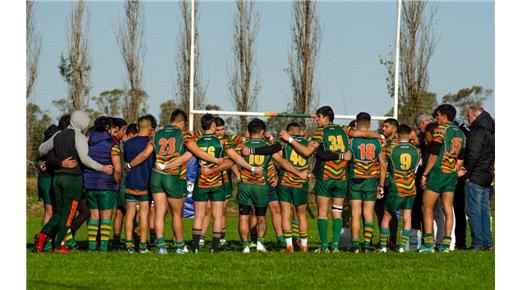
84;131;118;191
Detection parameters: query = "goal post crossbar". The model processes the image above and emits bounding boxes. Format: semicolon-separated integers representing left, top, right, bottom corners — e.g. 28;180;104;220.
191;109;392;121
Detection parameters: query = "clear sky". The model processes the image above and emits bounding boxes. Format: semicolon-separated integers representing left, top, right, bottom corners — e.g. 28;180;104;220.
30;0;494;124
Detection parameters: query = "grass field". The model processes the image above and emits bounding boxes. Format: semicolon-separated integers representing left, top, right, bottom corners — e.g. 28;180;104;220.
26;178;495;289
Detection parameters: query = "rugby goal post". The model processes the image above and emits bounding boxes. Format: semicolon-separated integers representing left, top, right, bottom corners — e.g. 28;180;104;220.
188;0;402;131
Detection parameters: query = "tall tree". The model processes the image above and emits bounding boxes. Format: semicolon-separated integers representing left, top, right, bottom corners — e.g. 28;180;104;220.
116;0;147;123
159;99;179;126
288;0;320;122
90;88;124;119
176;0;205;131
59;0;92;112
26;103;52;175
228;0;260;133
380;0;437;125
442;86;492;120
26;0;42;100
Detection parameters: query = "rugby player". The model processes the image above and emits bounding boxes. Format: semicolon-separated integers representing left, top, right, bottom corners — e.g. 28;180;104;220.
376;124;421;253
420;104;466;253
279;106;380;253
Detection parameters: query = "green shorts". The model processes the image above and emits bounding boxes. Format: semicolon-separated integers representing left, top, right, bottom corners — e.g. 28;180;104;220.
194;185;226;202
384;194;415;213
426;170;458;193
277;184;308;207
236;183;269;207
150;172;186;199
38;175;54;205
125;192;149;203
86;190;117;210
224;181;233;200
314;179;347;198
116;189;126;208
347;178;378;201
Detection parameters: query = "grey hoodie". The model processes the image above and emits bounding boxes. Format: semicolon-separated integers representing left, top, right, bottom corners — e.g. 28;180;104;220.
38;110;104;172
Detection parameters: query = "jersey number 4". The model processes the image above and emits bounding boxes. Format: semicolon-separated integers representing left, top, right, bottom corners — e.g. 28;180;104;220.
328;135;346;152
158;138;176;155
289;150;306;166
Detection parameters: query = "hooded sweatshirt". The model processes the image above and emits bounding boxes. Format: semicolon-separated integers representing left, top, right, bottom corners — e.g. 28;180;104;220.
463;111;495;187
83;131;117;191
38;110;104;175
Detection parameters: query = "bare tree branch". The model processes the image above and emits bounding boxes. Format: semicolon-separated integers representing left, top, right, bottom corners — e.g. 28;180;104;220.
381;0;437;125
288;0;320;123
228;0;260;133
116;0;147;122
59;0;92;112
26;0;42;100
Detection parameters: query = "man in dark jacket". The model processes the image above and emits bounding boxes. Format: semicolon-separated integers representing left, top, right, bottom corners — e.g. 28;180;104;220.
460;106;495;250
34;111;114;253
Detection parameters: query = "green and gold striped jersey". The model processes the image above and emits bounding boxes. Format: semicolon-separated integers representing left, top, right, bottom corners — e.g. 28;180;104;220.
236;138;276;185
387;141;421;197
220;134;238;183
348;137;383;179
311;124;350;181
431;122;466;174
195;133;231;188
152;124;194;175
280;135;309;188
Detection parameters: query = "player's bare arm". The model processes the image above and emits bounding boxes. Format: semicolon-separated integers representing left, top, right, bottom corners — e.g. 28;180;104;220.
112;151;122;186
350;129;382;139
226;148;263;175
272;151;309;180
201;158;234;176
186;141;224;165
377;151;387;199
127;142;155;169
162;151;193;170
280;130;319;157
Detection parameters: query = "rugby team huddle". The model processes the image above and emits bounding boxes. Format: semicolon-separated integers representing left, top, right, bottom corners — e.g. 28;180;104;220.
32;103;466;254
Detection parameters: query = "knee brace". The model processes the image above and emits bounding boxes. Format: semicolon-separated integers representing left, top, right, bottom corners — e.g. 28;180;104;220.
331;204;343;213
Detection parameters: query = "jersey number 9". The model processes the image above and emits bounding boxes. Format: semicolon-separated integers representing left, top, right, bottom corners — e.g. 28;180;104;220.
400;153;412;170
